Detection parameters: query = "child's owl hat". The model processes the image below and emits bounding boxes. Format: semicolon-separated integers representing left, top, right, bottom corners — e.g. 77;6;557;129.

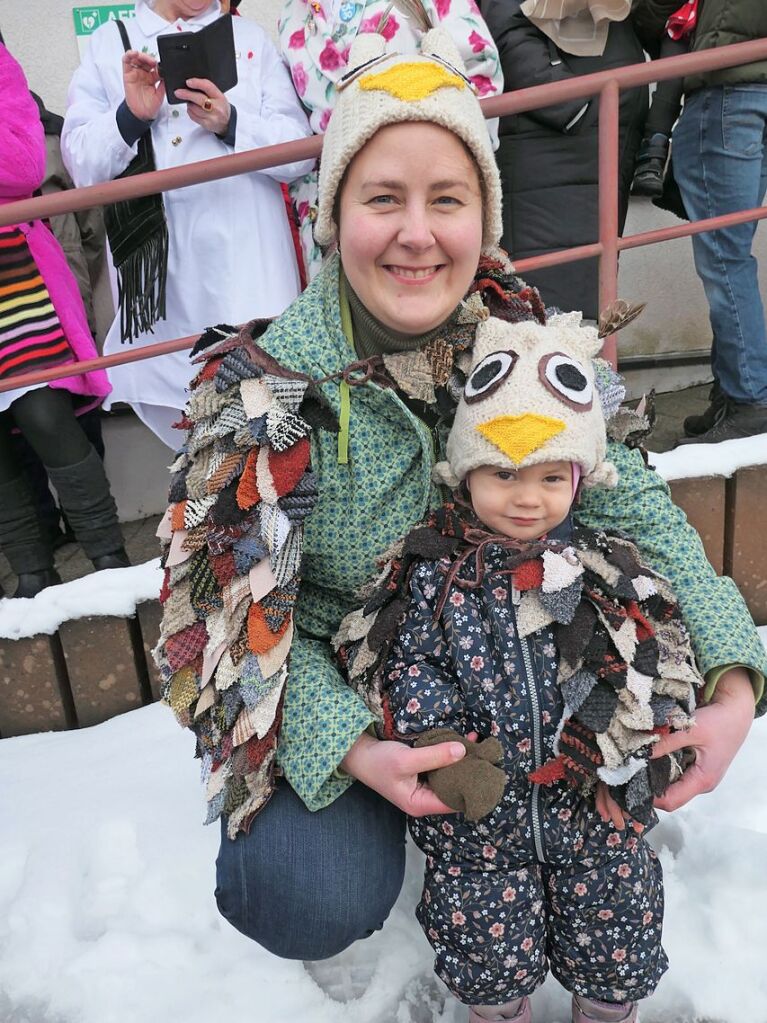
314;28;502;251
434;313;619;489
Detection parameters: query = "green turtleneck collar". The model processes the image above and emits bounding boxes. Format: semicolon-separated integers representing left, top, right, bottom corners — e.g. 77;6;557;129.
341;268;459;359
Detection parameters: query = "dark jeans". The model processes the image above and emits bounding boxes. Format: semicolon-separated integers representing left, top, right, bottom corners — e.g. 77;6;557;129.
215;779;406;960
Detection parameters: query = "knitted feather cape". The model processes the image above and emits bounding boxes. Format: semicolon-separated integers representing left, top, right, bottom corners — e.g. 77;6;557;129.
152;321;337;839
333;505;703;824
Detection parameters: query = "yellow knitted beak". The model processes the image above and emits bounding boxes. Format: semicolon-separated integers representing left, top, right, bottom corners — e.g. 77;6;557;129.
477;413;566;465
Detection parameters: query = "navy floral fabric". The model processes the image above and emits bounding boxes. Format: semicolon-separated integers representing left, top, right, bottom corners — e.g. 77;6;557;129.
386;543;668;1005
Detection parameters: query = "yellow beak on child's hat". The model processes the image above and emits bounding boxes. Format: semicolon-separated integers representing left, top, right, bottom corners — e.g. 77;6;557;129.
477;413;566;465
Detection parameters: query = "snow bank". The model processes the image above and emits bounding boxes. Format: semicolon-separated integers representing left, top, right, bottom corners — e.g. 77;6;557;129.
0;560;163;640
648;433;767;482
1;694;766;1023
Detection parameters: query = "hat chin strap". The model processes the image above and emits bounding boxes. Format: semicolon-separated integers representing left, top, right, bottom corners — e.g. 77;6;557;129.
571;462;581;498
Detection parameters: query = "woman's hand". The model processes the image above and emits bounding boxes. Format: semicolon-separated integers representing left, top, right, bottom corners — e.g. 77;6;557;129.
652;667;755;812
174;78;231;137
340;731;467;816
122;50;166;122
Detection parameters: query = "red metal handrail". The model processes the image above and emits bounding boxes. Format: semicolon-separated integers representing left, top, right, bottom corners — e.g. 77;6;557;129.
2;34;767;394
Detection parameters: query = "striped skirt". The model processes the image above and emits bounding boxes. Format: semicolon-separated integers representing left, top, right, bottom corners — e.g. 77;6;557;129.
0;225;73;381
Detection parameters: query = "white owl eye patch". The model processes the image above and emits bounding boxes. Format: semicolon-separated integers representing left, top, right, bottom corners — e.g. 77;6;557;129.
464;350;518;404
538;353;593;411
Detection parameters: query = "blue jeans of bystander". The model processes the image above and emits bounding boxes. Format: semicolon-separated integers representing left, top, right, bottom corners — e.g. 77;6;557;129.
673;85;767;405
215;779;406;960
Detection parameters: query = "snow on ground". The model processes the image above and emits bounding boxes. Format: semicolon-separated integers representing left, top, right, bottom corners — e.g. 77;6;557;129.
648;433;767;482
1;691;767;1023
0;561;163;641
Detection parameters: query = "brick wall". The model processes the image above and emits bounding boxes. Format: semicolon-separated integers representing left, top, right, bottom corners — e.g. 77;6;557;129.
1;467;764;739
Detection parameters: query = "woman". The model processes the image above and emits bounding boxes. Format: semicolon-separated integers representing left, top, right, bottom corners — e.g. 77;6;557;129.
480;0;682;319
278;0;503;280
62;0;315;449
157;27;764;1005
0;42;126;598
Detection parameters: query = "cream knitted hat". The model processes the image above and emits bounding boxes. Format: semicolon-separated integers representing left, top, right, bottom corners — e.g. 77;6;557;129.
314;28;502;251
434;313;618;489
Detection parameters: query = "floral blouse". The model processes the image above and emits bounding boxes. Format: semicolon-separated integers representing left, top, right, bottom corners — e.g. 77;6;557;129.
278;0;504;279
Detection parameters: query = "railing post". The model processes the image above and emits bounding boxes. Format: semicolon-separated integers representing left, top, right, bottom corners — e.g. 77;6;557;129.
598;79;620;367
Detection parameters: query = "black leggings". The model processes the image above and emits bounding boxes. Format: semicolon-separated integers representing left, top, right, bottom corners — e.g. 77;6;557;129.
0;387;92;483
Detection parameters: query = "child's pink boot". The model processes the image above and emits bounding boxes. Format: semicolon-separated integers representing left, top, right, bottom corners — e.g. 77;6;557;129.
571;995;637;1023
469;997;531;1023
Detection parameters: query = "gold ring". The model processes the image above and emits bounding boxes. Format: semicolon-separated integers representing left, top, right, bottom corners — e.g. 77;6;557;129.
203;99;213;112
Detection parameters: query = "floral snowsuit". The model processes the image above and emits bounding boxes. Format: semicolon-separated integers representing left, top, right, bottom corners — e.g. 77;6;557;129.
278;0;503;279
386;533;668;1006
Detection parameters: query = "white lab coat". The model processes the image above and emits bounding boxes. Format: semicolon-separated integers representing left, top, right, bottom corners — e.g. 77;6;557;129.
62;1;314;447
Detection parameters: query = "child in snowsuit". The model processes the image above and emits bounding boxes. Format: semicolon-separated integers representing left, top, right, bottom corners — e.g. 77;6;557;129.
378;314;702;1022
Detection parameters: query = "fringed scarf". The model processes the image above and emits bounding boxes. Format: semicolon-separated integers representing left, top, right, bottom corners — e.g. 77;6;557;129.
104;20;169;342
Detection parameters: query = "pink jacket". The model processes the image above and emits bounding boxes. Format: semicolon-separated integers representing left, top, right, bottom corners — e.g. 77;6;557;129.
0;43;110;403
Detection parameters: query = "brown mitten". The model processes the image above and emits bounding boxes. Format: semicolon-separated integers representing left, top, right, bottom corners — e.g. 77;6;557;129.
414;728;506;821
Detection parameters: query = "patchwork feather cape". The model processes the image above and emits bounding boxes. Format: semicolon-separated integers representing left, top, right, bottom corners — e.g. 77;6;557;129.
333;505;703;824
152;321;337;838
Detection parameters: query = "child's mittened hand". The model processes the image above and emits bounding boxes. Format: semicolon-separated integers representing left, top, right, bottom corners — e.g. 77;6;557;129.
414;728;507;821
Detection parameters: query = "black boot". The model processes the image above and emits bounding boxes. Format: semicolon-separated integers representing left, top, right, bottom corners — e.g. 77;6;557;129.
683;382;727;437
45;448;126;567
677;401;767;445
631;133;670;198
92;549;131;571
0;476;59;598
14;569;62;599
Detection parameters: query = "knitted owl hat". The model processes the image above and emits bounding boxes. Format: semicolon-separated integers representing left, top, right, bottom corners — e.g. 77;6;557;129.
434;312;619;489
314;28;502;251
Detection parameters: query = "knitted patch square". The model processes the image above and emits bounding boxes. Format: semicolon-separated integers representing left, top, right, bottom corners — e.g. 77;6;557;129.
578;681;619;733
233;533;269;576
211;550;237;589
165;621;208;672
236;448;261;510
247;602;292;654
513;559;544;591
266;437;310;498
207;451;246;496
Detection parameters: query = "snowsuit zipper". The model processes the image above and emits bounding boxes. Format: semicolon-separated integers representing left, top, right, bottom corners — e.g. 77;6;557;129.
511;583;547;864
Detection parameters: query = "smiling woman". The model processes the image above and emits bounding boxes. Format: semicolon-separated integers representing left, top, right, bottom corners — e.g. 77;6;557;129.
338;122;483;335
154;18;767;1021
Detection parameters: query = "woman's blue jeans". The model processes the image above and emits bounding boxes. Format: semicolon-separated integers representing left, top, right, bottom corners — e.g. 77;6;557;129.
673;84;767;405
215;779;407;960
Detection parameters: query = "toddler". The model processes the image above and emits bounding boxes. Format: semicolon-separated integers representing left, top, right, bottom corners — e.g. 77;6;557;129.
336;313;701;1022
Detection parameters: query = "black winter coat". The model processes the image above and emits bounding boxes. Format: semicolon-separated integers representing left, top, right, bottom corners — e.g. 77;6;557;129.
482;0;659;318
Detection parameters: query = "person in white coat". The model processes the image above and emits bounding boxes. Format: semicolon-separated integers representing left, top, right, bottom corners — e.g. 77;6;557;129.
62;0;314;449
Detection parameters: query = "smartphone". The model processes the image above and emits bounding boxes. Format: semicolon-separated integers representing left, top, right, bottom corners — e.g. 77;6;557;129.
157;15;237;105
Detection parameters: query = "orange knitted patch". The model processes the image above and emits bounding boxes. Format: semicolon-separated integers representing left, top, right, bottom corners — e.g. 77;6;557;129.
236;449;261;510
513;559;544;591
171;501;187;531
268;436;310;497
528;758;566;785
248;602;291;654
627;600;655;640
198;357;223;382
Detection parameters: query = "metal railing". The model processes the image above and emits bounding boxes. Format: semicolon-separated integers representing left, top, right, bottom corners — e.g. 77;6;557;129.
2;35;767;389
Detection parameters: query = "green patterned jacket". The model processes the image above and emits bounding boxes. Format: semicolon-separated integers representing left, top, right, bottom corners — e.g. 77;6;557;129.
255;255;767;811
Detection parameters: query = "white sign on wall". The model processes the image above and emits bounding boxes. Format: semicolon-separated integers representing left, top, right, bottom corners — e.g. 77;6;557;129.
73;5;136;56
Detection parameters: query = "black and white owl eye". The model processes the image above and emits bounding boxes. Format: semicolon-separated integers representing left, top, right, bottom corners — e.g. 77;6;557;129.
538;352;593;411
464;350;518;404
